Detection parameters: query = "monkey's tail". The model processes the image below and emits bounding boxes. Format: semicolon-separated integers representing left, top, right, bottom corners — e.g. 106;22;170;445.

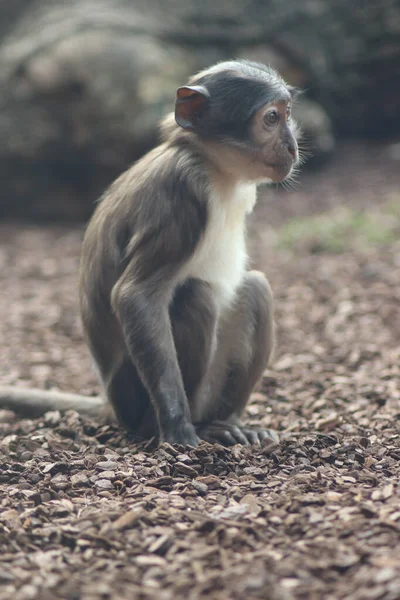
0;386;105;418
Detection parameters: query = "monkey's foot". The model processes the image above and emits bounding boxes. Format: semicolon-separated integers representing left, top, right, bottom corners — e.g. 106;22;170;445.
197;420;279;446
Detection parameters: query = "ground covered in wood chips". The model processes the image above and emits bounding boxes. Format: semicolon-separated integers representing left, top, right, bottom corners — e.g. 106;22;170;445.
0;141;400;600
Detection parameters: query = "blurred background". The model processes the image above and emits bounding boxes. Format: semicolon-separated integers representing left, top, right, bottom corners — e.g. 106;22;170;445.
0;0;399;220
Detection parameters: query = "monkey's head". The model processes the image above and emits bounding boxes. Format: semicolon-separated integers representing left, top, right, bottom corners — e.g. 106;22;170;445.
175;60;299;183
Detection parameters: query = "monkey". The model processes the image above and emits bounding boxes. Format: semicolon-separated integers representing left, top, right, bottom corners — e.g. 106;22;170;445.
0;60;299;447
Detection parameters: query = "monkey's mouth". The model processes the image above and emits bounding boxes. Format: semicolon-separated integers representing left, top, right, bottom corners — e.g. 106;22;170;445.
267;162;294;181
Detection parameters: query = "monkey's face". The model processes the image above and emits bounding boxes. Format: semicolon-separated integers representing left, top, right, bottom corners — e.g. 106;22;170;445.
174;61;301;184
249;99;298;183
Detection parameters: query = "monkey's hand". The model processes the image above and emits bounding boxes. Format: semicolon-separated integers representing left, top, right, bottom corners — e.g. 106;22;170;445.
161;420;200;447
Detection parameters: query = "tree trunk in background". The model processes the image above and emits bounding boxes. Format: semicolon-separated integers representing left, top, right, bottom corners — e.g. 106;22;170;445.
0;0;398;219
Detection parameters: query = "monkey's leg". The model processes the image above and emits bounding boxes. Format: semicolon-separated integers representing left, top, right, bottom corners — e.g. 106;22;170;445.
105;359;151;432
196;271;278;446
81;311;152;433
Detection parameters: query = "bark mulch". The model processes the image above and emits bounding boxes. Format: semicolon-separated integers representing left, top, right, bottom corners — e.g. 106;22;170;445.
0;141;399;599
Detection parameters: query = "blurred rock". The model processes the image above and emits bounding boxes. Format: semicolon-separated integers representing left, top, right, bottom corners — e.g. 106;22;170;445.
0;28;202;219
293;98;335;167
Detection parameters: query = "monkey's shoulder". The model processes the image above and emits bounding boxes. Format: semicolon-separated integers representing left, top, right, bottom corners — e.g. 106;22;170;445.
89;143;208;233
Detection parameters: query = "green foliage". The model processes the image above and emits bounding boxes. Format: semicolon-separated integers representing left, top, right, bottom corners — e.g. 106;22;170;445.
277;200;400;253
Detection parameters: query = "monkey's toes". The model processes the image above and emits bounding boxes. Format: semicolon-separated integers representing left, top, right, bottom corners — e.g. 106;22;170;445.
240;426;280;446
197;421;279;447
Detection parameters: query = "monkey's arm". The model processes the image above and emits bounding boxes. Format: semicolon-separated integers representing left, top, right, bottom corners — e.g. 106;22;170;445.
107;167;206;446
111;268;199;446
0;386;104;417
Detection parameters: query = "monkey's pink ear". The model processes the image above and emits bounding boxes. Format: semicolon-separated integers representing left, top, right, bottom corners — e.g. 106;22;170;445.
175;85;210;130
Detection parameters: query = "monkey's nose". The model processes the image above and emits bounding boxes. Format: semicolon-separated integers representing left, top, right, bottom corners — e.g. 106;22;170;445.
287;142;297;159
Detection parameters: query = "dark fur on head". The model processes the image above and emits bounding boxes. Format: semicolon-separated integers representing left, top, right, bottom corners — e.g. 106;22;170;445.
176;60;296;142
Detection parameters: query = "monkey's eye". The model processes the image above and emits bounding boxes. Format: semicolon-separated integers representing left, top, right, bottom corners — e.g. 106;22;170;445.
264;110;279;126
286;106;291;120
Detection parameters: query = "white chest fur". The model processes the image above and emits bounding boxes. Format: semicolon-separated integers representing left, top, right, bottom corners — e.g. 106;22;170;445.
184;182;257;312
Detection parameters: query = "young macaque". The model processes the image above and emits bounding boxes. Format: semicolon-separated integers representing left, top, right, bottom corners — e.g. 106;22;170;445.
0;60;299;447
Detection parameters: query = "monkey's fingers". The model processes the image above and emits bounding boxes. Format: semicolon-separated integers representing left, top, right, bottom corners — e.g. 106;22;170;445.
161;422;200;448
